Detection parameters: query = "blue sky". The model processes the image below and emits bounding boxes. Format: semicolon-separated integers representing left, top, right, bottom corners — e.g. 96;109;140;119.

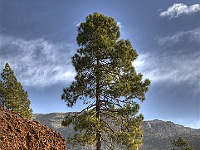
0;0;199;129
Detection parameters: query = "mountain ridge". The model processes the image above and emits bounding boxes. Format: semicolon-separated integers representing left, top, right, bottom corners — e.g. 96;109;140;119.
32;113;200;150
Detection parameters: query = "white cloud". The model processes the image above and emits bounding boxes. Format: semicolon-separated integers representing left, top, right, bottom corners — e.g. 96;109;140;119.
159;3;200;18
74;22;81;27
117;22;123;29
133;52;200;94
0;36;76;87
132;54;147;69
158;28;200;46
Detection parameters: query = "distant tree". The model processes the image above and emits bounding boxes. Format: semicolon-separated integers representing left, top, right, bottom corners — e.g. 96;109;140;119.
0;81;5;106
171;137;194;150
0;63;32;119
61;12;150;150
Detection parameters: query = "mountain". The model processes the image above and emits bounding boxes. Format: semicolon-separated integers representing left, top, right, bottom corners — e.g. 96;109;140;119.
32;113;200;150
141;119;200;149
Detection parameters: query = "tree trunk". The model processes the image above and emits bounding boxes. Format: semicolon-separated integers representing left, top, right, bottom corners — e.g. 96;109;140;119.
96;130;101;150
96;98;101;150
96;57;101;150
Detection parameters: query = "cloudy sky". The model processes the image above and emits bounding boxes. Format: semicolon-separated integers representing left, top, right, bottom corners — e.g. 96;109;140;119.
0;0;199;128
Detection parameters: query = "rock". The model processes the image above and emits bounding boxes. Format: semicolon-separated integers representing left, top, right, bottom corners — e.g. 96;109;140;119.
0;106;67;150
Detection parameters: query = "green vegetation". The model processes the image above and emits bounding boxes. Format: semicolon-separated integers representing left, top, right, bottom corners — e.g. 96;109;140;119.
61;12;150;150
0;63;32;119
171;137;194;150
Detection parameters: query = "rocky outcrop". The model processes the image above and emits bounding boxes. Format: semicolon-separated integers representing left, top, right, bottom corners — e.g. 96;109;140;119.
0;106;66;150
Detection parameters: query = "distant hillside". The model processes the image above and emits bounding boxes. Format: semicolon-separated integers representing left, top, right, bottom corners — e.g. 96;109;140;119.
141;119;200;149
33;113;200;150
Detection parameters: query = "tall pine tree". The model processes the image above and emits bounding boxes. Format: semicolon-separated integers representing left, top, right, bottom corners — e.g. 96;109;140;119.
61;12;150;150
0;63;32;119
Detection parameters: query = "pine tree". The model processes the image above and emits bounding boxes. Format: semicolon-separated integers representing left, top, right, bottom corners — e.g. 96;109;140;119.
61;12;150;150
0;63;32;119
171;137;194;150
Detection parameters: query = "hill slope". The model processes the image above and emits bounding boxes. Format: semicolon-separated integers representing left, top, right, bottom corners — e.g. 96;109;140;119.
33;113;200;150
0;107;66;150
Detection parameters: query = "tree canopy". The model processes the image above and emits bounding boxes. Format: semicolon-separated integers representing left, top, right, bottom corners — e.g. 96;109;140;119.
61;12;150;150
171;137;194;150
0;63;32;119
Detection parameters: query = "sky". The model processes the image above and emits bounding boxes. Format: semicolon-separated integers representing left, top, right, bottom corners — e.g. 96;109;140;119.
0;0;199;129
